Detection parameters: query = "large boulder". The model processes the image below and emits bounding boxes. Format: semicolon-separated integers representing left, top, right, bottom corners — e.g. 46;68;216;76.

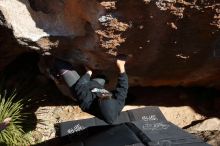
0;0;104;69
98;0;220;88
0;0;220;88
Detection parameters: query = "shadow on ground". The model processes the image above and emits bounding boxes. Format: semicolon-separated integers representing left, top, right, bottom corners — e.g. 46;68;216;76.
127;86;220;118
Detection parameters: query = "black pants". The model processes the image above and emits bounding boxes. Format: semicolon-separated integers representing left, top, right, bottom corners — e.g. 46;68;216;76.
62;70;105;87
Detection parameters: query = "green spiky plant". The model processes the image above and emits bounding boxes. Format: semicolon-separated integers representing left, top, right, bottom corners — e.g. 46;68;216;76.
0;91;30;146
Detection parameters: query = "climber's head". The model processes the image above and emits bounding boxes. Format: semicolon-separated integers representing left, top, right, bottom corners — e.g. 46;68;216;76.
91;88;112;100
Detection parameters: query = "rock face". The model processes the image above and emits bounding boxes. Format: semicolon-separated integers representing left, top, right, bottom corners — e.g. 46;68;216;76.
0;0;220;88
187;118;220;131
0;0;104;69
186;118;220;146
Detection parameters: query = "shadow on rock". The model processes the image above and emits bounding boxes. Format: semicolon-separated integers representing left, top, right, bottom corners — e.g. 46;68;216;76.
0;52;78;133
127;86;220;119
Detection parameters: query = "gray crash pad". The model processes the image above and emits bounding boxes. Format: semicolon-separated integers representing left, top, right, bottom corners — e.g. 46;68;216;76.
58;106;210;146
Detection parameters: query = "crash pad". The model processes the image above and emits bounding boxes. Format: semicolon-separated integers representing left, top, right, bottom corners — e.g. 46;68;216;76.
58;106;210;146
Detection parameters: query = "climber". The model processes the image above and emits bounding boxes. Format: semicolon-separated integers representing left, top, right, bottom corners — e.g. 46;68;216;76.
52;56;128;124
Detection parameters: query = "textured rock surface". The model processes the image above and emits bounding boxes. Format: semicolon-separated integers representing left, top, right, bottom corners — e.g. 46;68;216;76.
0;0;220;88
190;131;220;146
187;118;220;131
0;0;104;69
97;0;220;88
186;118;220;146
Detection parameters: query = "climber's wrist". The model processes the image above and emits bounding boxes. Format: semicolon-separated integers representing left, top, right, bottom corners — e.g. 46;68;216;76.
87;70;92;76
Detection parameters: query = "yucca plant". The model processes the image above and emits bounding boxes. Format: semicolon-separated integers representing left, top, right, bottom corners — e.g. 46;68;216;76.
0;91;30;146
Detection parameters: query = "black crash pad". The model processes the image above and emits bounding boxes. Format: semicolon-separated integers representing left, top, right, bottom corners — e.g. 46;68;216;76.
58;106;210;146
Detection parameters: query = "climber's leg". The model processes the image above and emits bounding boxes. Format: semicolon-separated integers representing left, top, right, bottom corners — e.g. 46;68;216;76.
54;58;80;88
92;78;105;87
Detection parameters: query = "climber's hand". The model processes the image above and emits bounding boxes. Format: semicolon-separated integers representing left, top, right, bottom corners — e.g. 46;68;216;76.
87;70;92;76
85;66;93;76
116;59;126;73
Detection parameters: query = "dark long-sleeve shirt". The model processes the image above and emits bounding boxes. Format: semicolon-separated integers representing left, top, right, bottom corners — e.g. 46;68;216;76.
74;73;128;112
113;73;128;100
74;73;98;111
